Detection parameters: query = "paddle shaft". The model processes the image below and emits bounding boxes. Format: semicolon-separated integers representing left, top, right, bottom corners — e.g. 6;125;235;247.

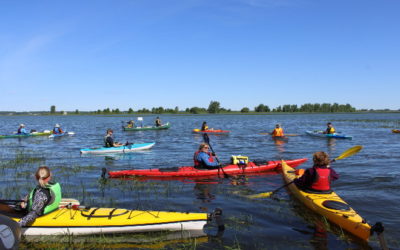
203;133;229;178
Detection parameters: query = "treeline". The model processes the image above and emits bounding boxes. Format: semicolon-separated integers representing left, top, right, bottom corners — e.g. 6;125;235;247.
78;101;356;114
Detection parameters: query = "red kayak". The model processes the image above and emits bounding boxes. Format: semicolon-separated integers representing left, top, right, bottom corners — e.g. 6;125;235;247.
108;158;307;178
192;129;230;134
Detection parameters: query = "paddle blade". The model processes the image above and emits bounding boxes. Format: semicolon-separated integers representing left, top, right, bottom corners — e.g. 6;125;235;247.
335;145;363;161
246;192;273;199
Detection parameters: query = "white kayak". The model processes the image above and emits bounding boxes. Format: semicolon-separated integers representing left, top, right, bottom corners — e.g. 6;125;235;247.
80;142;155;154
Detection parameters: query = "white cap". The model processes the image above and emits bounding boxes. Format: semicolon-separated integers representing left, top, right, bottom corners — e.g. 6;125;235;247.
20;124;25;127
55;124;60;127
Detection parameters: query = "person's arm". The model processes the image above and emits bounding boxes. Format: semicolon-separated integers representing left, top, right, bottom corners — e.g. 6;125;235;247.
18;190;48;227
198;153;220;167
330;168;339;181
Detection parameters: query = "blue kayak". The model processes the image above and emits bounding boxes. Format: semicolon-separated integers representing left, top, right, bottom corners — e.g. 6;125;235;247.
80;142;155;154
305;130;352;140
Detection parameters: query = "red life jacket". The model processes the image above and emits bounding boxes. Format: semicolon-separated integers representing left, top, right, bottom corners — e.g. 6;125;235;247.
311;167;331;191
193;151;214;167
272;128;284;137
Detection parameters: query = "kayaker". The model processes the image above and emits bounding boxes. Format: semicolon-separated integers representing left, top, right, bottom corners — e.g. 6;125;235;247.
104;129;124;147
294;152;339;194
271;124;284;137
18;166;62;226
17;124;27;134
155;117;162;127
323;122;335;134
201;122;209;131
52;124;64;134
126;120;135;128
193;143;220;169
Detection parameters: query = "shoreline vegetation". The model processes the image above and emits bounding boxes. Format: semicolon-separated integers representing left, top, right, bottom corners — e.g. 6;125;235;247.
1;102;399;116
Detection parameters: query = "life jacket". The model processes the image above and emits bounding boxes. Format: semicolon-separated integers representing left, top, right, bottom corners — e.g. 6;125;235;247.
311;167;331;191
28;182;62;215
327;127;335;134
272;128;284;137
201;125;208;131
17;128;22;134
104;135;113;147
53;127;63;134
193;151;214;167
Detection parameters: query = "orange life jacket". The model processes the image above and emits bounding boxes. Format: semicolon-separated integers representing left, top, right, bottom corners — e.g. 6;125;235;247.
272;128;284;137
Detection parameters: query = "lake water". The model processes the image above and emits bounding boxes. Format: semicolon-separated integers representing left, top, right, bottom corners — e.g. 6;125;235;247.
0;113;399;249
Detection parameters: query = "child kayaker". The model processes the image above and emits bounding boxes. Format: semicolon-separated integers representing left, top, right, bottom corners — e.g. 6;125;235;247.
323;122;335;134
18;166;62;226
17;124;27;134
294;152;339;194
201;121;208;131
155;117;162;127
193;143;220;169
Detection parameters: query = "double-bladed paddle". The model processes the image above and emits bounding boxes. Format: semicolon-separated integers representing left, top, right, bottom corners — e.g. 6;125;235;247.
202;133;229;178
247;145;363;199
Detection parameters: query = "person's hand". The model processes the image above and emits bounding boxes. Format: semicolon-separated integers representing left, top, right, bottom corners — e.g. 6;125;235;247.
212;152;216;156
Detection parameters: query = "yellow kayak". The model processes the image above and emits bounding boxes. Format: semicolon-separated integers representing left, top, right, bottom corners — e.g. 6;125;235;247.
2;199;208;236
281;160;371;241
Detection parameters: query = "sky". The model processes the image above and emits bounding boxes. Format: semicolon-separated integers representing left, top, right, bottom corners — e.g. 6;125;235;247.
0;0;399;111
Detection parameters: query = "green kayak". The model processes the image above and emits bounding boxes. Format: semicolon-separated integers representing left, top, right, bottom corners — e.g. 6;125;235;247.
0;131;52;139
122;122;171;131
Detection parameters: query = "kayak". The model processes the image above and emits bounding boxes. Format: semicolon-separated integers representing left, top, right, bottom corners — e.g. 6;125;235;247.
281;160;371;240
1;199;208;236
392;129;400;133
80;142;155;154
49;132;75;138
0;131;52;139
107;158;308;178
192;129;230;134
123;122;171;131
305;130;352;139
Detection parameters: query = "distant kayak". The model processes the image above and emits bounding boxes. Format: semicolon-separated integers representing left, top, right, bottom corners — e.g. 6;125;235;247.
305;130;352;139
107;158;307;178
392;129;400;133
80;142;155;154
123;122;171;131
192;129;230;134
0;130;51;139
48;131;75;138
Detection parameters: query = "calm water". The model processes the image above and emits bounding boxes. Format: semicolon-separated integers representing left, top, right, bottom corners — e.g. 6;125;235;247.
0;113;399;249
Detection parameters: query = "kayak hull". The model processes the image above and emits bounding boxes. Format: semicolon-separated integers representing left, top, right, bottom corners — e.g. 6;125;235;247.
392;129;400;133
123;122;171;131
281;160;371;241
192;129;230;134
108;158;308;178
4;206;207;236
0;131;52;139
305;130;352;139
80;142;155;154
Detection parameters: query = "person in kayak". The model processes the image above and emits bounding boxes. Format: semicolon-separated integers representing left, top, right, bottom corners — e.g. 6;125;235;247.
155;117;162;127
271;124;284;137
294;152;339;194
126;120;135;128
52;124;64;134
201;121;212;131
323;122;335;134
18;166;62;226
193;143;220;169
17;124;28;134
104;129;124;147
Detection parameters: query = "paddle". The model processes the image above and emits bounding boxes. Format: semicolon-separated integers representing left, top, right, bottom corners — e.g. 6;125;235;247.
202;133;229;178
247;145;363;199
259;133;299;136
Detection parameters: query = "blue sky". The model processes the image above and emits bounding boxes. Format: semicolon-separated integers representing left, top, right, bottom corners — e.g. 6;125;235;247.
0;0;399;111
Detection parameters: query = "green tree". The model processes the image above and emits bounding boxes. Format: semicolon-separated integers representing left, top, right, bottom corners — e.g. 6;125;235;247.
207;101;221;113
241;107;250;113
174;106;179;113
128;108;134;114
255;104;270;112
75;109;79;114
50;105;56;114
